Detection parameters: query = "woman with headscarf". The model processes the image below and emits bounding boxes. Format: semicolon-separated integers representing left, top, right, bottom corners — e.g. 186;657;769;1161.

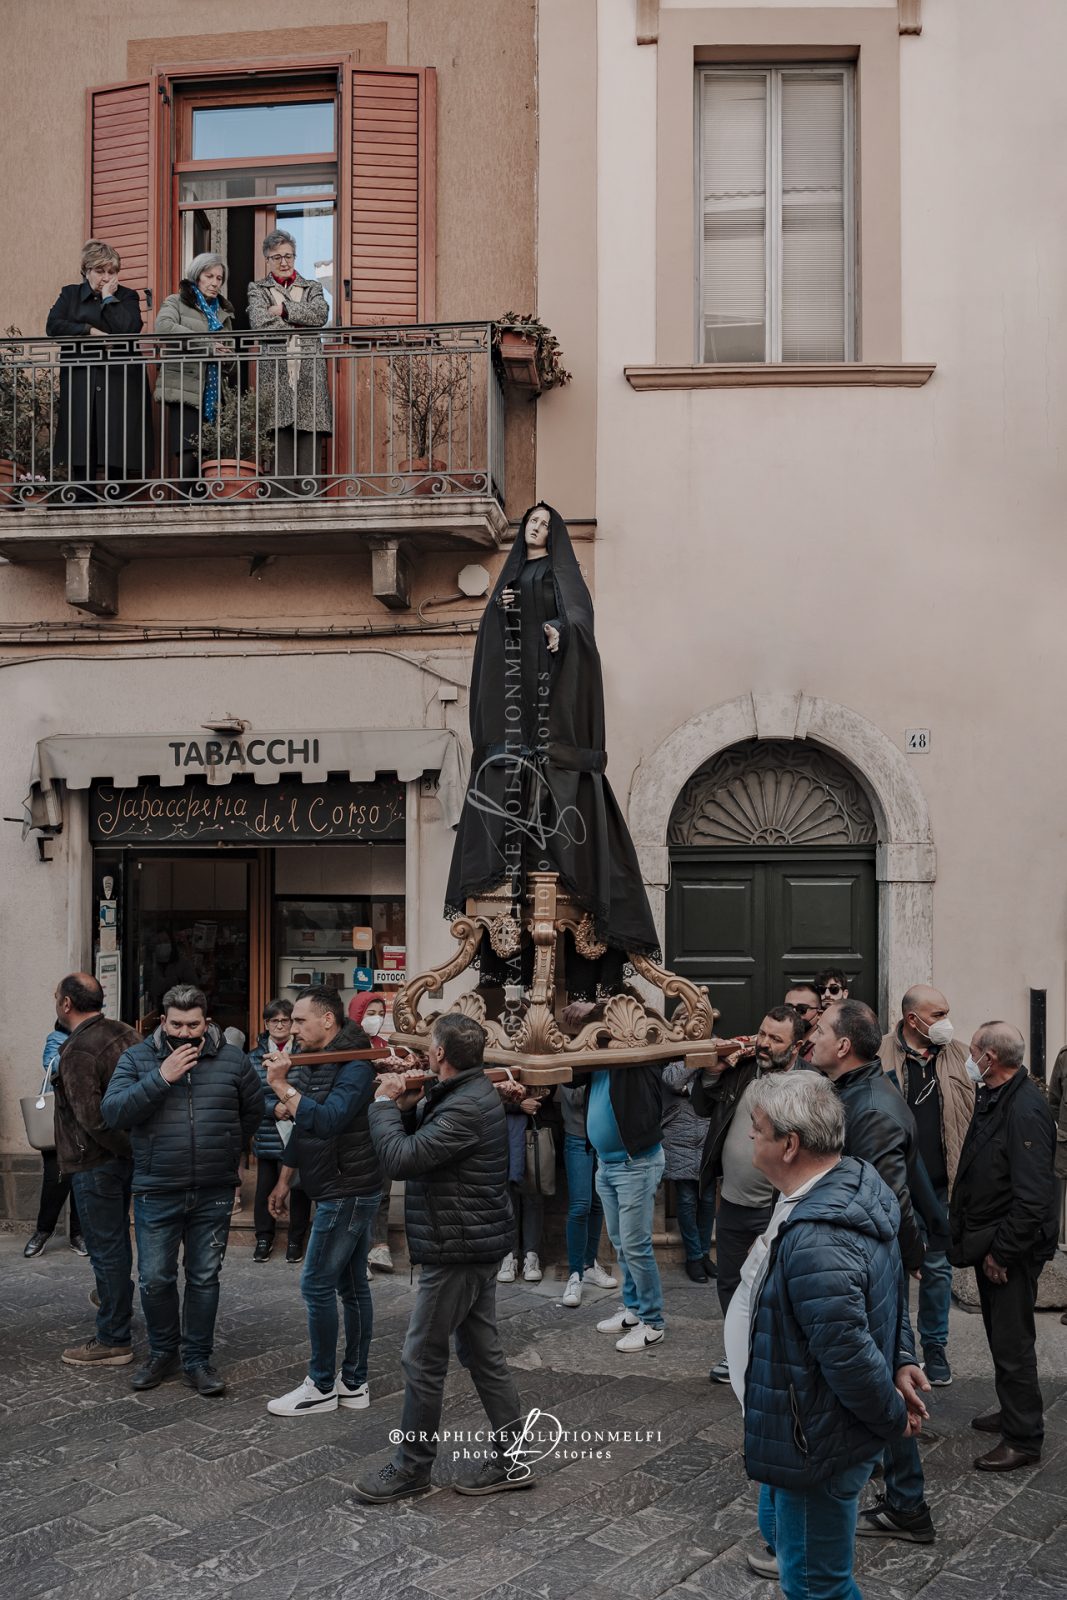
247;230;331;494
153;253;236;482
46;239;153;496
444;502;660;994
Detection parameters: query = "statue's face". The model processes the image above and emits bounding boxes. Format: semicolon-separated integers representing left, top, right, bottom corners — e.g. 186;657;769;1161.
524;507;551;555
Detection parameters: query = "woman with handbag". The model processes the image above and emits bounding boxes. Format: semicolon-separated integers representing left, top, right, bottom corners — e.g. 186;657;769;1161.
497;1085;554;1284
23;1021;87;1258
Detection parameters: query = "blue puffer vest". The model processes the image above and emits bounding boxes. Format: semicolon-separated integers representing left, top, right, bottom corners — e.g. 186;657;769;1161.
743;1156;911;1491
101;1024;264;1194
248;1034;288;1159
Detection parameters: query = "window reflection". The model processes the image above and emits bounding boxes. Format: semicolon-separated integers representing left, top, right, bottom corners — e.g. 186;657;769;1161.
192;102;335;160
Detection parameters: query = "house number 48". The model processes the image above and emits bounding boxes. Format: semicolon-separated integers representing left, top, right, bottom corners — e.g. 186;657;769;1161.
905;729;931;752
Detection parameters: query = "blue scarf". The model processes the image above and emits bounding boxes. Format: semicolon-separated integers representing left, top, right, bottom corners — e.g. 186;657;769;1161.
192;286;224;423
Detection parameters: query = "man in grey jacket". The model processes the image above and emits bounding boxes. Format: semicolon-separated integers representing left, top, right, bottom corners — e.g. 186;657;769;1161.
355;1013;528;1504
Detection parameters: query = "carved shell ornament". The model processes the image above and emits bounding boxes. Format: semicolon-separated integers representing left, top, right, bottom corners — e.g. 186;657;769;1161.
669;739;876;848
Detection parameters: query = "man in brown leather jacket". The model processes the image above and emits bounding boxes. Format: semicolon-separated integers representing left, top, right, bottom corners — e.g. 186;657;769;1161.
52;972;138;1369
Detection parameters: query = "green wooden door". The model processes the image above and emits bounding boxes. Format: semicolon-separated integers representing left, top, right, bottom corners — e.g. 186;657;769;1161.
666;846;877;1039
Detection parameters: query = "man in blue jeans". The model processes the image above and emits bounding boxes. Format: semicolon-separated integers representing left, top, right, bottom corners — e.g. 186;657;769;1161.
734;1071;931;1600
561;1000;665;1350
102;985;263;1397
264;985;380;1417
51;972;139;1367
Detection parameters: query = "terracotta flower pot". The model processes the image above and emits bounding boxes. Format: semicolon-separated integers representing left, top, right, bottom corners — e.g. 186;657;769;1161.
200;458;261;501
497;330;542;394
0;456;21;509
398;456;450;495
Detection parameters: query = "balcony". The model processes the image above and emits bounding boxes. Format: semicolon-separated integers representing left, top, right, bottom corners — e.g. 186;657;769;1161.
0;322;509;612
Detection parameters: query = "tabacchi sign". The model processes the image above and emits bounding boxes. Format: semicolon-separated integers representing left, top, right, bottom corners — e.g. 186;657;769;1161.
90;778;406;844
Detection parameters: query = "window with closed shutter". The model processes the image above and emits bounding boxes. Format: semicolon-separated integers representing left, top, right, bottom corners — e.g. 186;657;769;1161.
348;68;436;324
87;80;161;317
698;66;855;364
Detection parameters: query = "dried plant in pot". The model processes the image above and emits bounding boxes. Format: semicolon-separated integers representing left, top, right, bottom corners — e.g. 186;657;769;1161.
377;347;474;493
493;314;572;396
0;328;58;506
200;379;275;499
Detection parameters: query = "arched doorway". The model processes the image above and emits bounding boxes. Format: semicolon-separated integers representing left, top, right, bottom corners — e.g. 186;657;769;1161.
666;739;877;1036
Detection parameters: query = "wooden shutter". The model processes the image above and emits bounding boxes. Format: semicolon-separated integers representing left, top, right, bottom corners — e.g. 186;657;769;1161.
86;79;160;319
347;67;436;324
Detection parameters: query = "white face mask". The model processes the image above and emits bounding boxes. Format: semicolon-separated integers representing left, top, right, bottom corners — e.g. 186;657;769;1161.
965;1053;989;1084
363;1014;383;1037
926;1017;954;1047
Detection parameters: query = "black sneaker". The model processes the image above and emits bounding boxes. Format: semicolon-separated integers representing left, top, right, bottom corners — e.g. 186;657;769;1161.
685;1259;709;1283
353;1462;433;1504
185;1363;226;1397
286;1236;306;1264
70;1235;89;1258
23;1231;52;1258
131;1351;181;1391
453;1455;536;1497
701;1254;718;1279
856;1496;935;1543
923;1344;952;1386
253;1236;273;1263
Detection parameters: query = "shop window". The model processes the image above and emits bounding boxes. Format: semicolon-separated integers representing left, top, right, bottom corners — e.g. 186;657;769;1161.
276;896;406;1012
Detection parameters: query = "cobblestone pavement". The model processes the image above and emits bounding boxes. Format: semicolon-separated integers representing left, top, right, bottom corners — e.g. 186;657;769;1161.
4;1232;1067;1600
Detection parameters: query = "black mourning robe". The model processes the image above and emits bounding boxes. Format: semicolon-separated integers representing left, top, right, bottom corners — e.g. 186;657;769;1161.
445;504;659;964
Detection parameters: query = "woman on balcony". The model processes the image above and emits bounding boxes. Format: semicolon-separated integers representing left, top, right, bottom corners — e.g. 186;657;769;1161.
247;231;332;495
153;253;237;485
45;239;153;499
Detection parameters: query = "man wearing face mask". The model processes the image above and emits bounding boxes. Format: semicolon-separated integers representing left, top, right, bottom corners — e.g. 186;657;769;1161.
949;1023;1058;1471
692;1006;806;1383
878;987;975;1387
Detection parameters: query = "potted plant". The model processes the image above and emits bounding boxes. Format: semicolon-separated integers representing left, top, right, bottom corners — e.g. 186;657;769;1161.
0;328;56;507
200;378;274;499
493;313;572;396
377;348;474;493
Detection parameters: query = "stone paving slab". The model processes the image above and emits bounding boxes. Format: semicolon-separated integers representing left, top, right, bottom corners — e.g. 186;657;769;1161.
5;1234;1067;1598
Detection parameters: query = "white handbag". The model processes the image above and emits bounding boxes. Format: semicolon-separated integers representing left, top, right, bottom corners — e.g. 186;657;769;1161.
21;1064;56;1152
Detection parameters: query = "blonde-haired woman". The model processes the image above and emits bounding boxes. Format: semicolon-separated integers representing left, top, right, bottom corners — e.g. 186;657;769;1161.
154;253;236;482
46;239;152;494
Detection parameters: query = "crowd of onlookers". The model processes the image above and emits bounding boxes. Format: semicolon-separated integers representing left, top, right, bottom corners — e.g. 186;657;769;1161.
27;964;1064;1598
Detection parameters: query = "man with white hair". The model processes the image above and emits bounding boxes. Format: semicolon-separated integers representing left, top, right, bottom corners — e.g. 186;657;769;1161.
949;1021;1058;1471
727;1070;929;1597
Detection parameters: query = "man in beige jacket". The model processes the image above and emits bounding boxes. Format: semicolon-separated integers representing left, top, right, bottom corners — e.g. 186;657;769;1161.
880;985;974;1386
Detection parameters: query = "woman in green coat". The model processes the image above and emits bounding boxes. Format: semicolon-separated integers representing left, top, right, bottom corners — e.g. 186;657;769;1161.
154;254;236;481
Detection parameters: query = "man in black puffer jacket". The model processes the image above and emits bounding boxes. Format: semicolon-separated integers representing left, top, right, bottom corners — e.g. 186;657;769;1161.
102;984;263;1397
262;985;381;1419
356;1012;525;1504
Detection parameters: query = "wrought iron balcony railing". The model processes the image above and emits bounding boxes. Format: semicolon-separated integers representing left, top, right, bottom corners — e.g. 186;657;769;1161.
0;322;505;509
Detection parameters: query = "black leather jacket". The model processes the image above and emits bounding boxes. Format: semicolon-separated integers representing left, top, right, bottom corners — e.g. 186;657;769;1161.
949;1068;1058;1268
833;1060;926;1273
692;1057;761;1196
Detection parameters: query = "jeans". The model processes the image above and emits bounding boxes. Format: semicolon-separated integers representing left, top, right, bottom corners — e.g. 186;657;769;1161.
395;1262;523;1473
253;1156;311;1243
759;1455;881;1600
509;1184;544;1257
134;1187;233;1368
976;1257;1045;1454
594;1148;666;1328
674;1178;715;1263
301;1194;378;1392
373;1178;393;1247
70;1158;134;1347
882;1433;926;1513
916;1182;952;1350
37;1150;81;1238
716;1196;773;1315
563;1134;606;1275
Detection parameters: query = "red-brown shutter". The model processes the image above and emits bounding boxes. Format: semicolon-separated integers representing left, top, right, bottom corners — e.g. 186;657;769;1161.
86;80;158;318
347;67;436;324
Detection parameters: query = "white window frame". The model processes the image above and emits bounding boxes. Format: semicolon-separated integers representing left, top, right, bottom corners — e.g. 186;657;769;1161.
695;64;857;364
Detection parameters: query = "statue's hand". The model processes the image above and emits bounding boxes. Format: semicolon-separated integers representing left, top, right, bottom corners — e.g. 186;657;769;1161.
500;586;516;607
544;624;560;654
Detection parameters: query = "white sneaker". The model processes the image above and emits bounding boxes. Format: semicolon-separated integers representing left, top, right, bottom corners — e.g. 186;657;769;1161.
337;1377;370;1410
615;1322;665;1353
522;1252;542;1282
267;1376;338;1416
596;1306;639;1334
562;1272;582;1307
497;1253;517;1283
367;1244;394;1274
584;1259;618;1289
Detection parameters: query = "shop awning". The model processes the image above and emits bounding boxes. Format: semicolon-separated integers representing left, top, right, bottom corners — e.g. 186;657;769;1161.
24;728;469;833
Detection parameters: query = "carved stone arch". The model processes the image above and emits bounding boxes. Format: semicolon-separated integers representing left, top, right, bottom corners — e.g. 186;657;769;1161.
628;693;935;1022
668;739;876;848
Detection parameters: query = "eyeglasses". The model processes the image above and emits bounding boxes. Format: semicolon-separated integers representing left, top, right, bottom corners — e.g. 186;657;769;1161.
819;985;844;997
792;1002;818;1015
267;253;295;264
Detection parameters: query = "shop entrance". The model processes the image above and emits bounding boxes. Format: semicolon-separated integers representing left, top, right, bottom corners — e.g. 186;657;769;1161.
130;854;256;1038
